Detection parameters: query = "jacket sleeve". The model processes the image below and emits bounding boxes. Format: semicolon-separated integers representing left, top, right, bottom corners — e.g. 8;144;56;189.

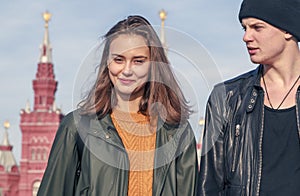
37;112;80;196
176;123;198;196
197;85;227;196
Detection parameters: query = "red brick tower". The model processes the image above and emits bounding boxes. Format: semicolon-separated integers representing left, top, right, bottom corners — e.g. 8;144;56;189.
0;121;20;196
19;11;64;196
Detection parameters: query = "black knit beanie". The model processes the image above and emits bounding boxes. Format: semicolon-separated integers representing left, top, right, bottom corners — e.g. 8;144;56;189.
238;0;300;41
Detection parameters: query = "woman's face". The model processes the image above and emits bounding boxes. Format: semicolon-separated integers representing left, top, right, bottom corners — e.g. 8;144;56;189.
107;34;151;99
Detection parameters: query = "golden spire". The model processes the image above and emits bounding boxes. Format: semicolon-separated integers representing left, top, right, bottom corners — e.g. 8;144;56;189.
40;10;53;63
159;9;167;49
159;9;167;21
4;120;10;130
2;120;11;146
43;11;52;28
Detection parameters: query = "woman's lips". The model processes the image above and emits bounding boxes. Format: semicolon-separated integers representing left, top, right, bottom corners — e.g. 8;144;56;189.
119;78;135;85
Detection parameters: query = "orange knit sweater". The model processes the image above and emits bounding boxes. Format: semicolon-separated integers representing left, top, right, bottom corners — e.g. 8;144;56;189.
111;110;157;196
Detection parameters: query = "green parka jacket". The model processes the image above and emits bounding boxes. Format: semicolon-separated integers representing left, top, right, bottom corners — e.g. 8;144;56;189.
37;111;198;196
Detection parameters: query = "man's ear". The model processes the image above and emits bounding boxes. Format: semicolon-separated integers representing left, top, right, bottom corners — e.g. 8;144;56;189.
284;31;294;40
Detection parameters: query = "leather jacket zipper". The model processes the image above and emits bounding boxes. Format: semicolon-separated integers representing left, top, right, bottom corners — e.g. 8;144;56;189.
231;124;241;173
256;97;264;196
296;92;300;147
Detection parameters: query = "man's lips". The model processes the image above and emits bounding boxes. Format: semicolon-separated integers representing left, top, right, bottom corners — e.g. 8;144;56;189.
247;47;259;55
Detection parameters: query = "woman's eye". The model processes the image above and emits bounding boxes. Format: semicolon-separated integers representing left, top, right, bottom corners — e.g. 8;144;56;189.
134;59;146;65
114;58;124;64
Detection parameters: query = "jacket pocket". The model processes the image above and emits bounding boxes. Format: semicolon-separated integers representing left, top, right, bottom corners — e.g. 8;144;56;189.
79;186;90;196
231;124;241;173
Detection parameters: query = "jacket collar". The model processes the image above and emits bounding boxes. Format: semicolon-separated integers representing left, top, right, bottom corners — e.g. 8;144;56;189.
86;113;187;149
83;112;190;194
87;114;125;149
246;65;264;113
253;64;263;88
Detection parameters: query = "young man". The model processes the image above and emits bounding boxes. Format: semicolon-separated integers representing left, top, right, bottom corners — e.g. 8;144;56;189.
198;0;300;195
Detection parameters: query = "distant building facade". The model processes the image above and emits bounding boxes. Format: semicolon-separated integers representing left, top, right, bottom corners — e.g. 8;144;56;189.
0;11;64;196
0;122;20;196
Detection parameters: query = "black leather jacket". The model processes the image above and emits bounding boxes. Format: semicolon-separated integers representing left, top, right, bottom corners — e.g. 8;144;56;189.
197;65;300;196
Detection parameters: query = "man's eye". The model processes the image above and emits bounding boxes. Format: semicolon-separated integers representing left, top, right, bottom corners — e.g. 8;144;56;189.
254;25;263;31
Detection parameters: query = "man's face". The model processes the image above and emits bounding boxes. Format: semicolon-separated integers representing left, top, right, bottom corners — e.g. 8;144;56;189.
241;17;288;65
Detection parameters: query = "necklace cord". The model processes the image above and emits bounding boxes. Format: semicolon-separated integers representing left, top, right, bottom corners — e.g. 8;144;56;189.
262;74;300;110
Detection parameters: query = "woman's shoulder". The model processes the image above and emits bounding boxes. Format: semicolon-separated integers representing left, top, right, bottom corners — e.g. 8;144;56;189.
162;119;194;137
60;110;79;126
57;109;87;135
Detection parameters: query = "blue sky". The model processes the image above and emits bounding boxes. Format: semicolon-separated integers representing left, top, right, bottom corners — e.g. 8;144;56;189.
0;0;255;162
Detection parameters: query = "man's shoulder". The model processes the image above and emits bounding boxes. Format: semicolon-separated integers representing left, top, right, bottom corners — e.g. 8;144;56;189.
209;66;260;102
225;68;257;85
215;66;259;90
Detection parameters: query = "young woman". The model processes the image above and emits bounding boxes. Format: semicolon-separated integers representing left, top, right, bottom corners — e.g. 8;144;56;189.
38;15;198;196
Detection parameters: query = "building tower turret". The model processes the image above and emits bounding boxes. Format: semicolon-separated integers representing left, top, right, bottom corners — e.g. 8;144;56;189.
0;121;20;196
33;11;57;111
19;11;64;196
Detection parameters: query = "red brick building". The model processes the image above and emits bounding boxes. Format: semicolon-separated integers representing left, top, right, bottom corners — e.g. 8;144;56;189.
0;11;64;196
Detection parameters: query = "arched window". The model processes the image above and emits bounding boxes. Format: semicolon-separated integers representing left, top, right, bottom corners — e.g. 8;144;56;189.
36;148;41;161
32;181;41;196
43;148;48;161
31;148;36;160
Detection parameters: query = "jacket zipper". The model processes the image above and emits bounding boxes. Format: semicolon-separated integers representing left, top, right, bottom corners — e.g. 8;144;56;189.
231;124;241;173
256;97;264;196
106;126;129;196
296;91;300;147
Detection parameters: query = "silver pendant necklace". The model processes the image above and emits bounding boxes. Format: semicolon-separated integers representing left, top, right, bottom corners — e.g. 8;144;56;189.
262;74;300;110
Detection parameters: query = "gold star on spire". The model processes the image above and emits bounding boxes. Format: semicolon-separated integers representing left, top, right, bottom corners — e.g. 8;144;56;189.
43;10;51;28
4;120;10;130
159;9;167;21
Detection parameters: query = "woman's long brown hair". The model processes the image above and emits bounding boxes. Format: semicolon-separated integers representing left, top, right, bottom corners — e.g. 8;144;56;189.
79;15;191;124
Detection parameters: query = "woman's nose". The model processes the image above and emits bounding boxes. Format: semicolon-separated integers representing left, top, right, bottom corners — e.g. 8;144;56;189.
122;61;133;75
